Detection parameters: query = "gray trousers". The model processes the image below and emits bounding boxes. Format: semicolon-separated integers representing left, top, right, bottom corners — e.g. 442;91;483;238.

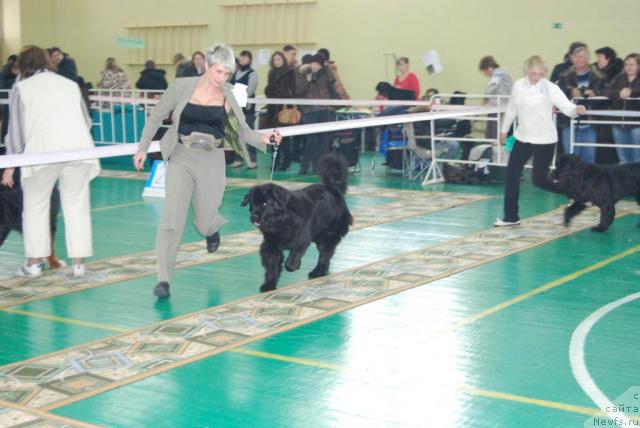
157;144;227;282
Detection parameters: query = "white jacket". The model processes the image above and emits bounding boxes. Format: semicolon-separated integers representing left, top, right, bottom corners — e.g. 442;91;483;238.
6;71;100;179
501;77;577;144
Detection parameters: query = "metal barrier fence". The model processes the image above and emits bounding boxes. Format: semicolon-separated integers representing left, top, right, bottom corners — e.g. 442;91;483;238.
569;97;640;158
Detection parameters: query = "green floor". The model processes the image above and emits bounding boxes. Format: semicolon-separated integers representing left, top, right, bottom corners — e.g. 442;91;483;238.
1;152;639;427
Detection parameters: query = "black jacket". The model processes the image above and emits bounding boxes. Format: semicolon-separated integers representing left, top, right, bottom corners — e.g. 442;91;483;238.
136;68;168;90
57;56;78;82
595;58;624;84
606;72;640;128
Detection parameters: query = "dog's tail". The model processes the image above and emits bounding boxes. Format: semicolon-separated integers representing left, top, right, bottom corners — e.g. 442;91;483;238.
317;153;349;194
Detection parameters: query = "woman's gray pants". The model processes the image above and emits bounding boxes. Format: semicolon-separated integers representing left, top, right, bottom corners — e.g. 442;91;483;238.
156;144;227;282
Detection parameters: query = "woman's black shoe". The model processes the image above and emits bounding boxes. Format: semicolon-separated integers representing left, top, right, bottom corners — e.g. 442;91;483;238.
206;232;220;253
154;281;170;298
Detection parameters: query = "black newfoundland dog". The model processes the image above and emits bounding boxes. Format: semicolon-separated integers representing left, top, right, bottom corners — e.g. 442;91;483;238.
241;154;353;292
553;154;640;232
0;170;64;268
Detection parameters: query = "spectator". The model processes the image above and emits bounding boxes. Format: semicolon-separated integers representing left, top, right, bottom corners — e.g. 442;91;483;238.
295;53;336;174
0;55;18;150
173;52;192;78
135;60;168;91
557;46;606;163
496;55;586;227
97;57;129;90
48;47;78;82
394;57;420;100
283;44;298;68
479;55;513;139
230;50;258;168
606;53;640;163
265;51;296;171
290;53;312;163
550;41;586;83
180;51;206;77
594;47;624;164
594;46;624;84
317;48;349;99
1;46;100;278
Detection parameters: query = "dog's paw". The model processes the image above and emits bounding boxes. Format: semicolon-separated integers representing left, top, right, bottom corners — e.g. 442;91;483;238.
308;266;327;279
591;225;608;232
285;257;301;272
260;283;277;293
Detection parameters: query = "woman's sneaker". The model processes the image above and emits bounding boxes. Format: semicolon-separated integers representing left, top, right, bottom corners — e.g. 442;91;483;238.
72;264;86;278
16;263;42;278
494;218;521;227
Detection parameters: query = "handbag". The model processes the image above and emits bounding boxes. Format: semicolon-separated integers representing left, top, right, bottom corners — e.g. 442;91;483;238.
278;105;301;125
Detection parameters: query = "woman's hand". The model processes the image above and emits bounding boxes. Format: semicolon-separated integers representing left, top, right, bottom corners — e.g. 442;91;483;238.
1;168;15;188
620;88;632;99
500;133;508;145
133;151;147;171
576;105;587;115
262;129;282;146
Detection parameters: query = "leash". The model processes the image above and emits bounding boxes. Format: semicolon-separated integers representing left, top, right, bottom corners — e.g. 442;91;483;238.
269;134;279;181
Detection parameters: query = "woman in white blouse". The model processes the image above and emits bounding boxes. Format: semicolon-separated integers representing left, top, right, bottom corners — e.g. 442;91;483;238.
496;55;586;226
0;46;99;277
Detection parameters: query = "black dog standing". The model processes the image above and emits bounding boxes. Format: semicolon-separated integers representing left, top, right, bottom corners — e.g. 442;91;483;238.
241;154;352;292
554;154;640;231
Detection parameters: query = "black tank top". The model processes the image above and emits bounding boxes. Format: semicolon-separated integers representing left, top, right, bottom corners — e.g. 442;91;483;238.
178;103;227;139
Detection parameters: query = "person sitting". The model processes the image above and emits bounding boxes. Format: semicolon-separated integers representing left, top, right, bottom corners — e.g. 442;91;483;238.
97;57;129;90
48;47;78;82
135;60;168;91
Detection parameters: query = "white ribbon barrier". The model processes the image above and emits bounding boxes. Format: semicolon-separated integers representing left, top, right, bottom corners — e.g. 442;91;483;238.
0;107;503;169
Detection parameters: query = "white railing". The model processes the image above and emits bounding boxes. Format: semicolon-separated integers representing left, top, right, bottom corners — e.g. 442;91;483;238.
417;93;509;184
569;97;640;154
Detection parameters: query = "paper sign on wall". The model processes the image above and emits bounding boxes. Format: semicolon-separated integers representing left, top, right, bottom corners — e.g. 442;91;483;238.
258;49;271;66
422;50;443;75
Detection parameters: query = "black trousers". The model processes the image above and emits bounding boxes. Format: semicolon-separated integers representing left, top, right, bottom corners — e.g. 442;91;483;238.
503;140;563;222
300;110;335;172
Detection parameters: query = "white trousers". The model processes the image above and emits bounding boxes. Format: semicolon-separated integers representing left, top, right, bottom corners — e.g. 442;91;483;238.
22;162;93;259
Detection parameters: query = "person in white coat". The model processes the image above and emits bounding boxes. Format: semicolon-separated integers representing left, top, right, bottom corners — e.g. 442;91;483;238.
0;46;99;277
495;55;586;227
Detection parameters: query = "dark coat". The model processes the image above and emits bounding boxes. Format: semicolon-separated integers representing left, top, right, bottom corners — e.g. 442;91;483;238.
295;65;336;113
557;65;607;126
57;56;78;82
264;66;296;127
136;68;169;90
595;58;624;84
606;72;640;127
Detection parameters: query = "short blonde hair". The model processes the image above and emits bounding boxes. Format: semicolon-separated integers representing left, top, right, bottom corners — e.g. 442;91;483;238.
524;55;548;75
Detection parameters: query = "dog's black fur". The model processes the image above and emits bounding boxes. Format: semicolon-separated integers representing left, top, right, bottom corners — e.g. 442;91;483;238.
553;154;640;232
241;154;353;292
0;170;63;267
